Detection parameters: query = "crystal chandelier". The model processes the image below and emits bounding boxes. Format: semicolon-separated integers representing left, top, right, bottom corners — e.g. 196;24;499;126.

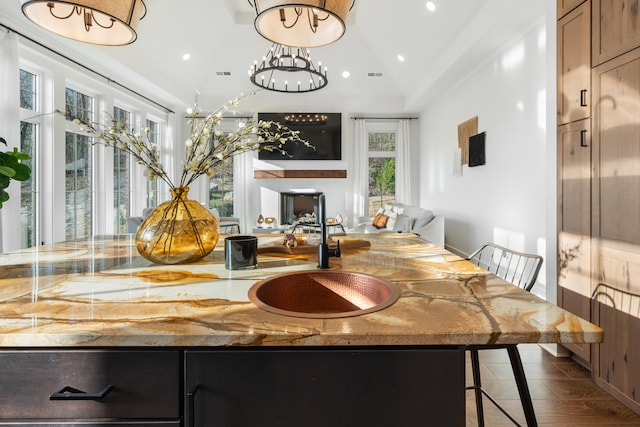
21;0;146;45
247;0;354;48
249;44;328;93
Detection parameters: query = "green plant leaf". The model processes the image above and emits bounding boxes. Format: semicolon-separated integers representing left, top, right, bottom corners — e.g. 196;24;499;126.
10;148;31;161
0;165;16;178
0;139;32;208
11;162;31;181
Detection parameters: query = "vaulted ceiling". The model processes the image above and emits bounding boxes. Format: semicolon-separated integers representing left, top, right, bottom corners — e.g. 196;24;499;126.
1;0;547;113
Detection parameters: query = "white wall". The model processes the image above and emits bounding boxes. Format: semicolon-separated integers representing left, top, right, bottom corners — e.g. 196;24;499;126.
419;15;555;299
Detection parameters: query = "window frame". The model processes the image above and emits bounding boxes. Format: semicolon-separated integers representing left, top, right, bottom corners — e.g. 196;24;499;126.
366;122;398;217
18;67;40;248
64;86;96;240
112;105;132;233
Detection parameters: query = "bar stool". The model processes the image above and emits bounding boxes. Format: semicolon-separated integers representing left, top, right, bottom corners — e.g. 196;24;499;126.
466;242;543;427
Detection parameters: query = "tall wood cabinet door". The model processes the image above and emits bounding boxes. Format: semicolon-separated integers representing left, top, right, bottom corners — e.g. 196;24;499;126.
558;1;591;125
592;47;640;245
592;46;640;414
593;0;640;66
557;119;592;363
558;0;586;19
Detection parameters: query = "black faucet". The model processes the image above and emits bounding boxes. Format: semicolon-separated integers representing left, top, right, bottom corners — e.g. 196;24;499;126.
317;194;341;269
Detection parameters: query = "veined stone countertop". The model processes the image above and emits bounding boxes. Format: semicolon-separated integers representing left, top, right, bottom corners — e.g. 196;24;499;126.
0;233;602;347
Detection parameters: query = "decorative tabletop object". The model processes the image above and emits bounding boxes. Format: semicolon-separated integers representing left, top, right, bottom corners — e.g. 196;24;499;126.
71;92;311;264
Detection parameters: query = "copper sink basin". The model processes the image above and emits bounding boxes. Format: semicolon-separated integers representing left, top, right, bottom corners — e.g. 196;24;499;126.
248;270;400;318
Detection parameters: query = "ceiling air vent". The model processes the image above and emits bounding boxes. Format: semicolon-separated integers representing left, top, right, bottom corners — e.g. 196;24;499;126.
216;71;231;76
367;72;383;77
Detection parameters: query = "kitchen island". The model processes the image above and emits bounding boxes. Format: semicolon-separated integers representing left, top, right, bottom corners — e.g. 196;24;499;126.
0;233;602;426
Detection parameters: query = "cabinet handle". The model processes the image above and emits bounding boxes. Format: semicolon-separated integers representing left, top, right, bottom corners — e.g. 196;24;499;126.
50;385;113;401
187;384;201;427
580;89;588;107
580;129;588;147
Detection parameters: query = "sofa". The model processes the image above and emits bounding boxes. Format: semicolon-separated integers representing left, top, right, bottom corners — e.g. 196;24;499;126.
125;207;241;234
351;203;445;247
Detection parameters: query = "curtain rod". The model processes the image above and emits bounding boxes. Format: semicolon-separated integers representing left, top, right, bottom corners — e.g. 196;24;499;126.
1;22;175;114
186;115;254;119
350;116;418;120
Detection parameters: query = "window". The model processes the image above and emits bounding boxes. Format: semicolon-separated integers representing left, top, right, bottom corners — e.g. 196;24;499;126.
20;122;37;248
209;133;234;217
19;69;37;111
65;87;92;122
19;69;38;248
145;118;159;208
367;130;396;216
65;88;94;240
113;106;131;233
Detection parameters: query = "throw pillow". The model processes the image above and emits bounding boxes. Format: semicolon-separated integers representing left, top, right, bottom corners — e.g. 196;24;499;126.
372;213;388;229
385;210;398;230
393;214;415;232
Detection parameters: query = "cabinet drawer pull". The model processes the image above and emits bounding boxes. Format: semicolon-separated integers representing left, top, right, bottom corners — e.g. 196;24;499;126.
580;89;588;107
580;129;588;147
50;385;113;401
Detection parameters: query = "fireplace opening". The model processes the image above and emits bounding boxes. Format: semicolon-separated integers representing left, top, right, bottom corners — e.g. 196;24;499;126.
280;191;322;225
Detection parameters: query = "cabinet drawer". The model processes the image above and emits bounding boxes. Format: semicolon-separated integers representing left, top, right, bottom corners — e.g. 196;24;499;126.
0;350;180;420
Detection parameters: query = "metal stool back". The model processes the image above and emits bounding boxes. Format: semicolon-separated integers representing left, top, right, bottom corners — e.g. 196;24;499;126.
467;242;543;292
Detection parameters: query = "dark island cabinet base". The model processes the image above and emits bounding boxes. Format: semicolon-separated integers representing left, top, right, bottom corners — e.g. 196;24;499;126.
1;346;465;426
185;346;465;427
0;350;181;425
0;423;180;426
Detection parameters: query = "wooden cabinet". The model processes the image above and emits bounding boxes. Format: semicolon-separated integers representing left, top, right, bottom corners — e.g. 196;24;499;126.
591;47;640;414
592;0;640;66
557;1;591;125
557;0;587;18
592;48;640;245
557;119;592;363
557;0;640;415
0;350;181;425
185;347;465;427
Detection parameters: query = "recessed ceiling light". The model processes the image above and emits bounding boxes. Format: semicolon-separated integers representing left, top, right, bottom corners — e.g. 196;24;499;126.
397;54;405;62
182;53;191;61
342;70;350;78
426;1;436;12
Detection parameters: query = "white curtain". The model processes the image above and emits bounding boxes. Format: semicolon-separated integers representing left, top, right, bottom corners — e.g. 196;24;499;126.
235;147;254;233
395;119;412;204
351;119;368;224
0;31;20;253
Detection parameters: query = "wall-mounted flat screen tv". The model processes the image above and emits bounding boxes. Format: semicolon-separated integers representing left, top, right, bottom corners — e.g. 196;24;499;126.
257;113;341;160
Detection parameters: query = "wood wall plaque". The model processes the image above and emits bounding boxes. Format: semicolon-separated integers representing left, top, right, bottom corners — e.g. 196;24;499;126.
458;116;478;166
253;170;347;179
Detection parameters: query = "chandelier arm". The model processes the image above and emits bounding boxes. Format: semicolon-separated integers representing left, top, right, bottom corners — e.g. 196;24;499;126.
306;7;317;33
88;11;116;30
313;1;331;22
47;4;79;20
279;7;303;30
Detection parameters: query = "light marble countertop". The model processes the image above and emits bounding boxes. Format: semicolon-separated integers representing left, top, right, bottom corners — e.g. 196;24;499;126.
0;233;603;347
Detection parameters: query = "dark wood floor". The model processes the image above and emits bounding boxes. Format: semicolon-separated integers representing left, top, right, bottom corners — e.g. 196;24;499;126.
465;344;640;426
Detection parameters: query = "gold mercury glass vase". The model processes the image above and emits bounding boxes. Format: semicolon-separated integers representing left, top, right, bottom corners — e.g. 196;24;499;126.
135;186;219;264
